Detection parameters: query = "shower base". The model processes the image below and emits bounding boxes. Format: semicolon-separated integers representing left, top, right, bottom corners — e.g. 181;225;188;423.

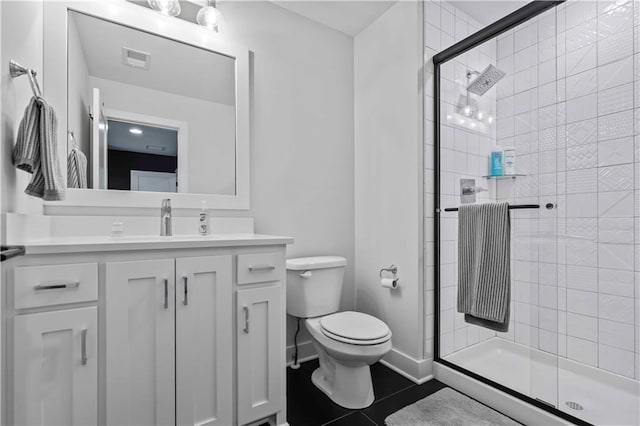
442;338;639;425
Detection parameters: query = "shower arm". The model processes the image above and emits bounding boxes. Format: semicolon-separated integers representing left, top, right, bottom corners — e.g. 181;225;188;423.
465;70;480;105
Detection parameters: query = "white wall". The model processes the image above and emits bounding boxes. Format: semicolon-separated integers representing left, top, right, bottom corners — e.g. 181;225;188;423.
88;76;236;195
67;13;91;165
1;1;355;355
1;0;44;215
354;1;426;380
219;1;355;351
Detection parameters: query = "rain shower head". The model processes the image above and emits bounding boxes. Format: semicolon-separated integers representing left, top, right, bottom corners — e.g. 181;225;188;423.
466;64;505;95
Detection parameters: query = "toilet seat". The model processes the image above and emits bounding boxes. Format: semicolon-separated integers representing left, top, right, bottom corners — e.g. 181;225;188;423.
320;311;391;346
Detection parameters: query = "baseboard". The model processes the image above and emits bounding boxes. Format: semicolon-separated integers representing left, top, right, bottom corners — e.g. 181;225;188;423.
286;340;316;367
381;348;433;384
434;362;572;426
286;342;433;384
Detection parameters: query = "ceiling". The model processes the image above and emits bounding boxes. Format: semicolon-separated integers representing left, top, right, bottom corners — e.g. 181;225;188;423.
453;1;528;26
271;1;528;36
71;10;236;106
108;120;179;157
272;1;397;36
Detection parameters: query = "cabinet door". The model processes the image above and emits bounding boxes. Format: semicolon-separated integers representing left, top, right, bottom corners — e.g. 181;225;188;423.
176;256;232;426
14;307;97;426
237;285;283;425
105;259;175;426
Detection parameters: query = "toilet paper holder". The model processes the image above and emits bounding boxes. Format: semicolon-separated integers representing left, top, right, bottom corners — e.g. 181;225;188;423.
379;264;398;278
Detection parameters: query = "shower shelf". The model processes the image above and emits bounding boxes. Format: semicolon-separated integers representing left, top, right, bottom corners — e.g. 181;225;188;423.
482;174;526;180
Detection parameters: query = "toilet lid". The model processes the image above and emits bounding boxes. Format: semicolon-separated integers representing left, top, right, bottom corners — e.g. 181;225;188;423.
320;311;390;342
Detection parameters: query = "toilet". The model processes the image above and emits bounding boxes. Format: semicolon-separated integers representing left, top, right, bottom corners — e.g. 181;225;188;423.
286;256;392;409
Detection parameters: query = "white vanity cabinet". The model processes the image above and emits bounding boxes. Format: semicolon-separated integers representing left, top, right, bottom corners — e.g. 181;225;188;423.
14;307;98;426
105;258;177;426
175;256;233;426
236;285;283;425
2;235;291;426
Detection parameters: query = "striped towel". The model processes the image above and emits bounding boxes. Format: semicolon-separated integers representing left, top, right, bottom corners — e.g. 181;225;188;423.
67;133;88;189
67;147;88;189
457;201;511;332
13;96;65;201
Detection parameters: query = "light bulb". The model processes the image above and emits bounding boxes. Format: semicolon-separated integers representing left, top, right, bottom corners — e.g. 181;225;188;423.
476;110;484;121
487;115;494;124
462;105;473;117
147;0;181;16
197;1;224;32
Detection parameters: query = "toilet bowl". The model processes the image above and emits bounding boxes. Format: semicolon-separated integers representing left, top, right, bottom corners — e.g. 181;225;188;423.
286;256;392;409
305;312;392;409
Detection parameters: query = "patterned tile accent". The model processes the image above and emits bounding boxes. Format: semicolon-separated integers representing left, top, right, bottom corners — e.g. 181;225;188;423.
598;136;634;166
566;19;597;53
598;28;634;65
567;143;597;169
566;119;597;146
538;105;556;130
597;83;634;116
597;3;634;40
598;164;634;192
598;110;634;141
567;218;598;240
539;127;557;151
598;191;635;217
567;169;598;193
566;69;597;99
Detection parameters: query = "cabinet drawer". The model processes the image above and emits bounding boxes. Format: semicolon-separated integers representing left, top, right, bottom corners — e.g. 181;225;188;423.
14;263;98;309
237;252;283;284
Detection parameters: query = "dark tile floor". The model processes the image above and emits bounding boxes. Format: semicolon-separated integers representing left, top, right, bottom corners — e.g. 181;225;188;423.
287;359;447;426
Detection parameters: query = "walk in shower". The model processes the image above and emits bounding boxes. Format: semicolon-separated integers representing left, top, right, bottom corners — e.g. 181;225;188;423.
430;1;639;424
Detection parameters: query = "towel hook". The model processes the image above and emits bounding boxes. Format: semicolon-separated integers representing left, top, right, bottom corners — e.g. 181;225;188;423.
9;60;35;78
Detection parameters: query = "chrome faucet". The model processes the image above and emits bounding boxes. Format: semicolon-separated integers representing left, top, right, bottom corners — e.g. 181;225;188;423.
160;199;172;236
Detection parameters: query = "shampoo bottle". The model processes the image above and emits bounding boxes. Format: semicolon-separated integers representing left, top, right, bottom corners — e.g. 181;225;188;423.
503;148;516;175
199;200;209;236
490;149;504;176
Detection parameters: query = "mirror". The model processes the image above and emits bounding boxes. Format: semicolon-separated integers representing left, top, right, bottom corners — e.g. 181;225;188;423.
66;10;237;196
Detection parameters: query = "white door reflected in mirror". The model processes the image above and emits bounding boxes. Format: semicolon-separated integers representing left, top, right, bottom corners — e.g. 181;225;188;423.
130;171;177;193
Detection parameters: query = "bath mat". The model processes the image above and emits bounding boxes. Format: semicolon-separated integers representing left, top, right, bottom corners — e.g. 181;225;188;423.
385;388;520;426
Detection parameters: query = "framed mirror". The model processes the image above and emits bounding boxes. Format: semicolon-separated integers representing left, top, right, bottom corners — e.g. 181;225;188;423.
44;1;249;210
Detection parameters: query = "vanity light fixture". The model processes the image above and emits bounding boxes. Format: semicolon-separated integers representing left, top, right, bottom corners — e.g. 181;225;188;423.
147;0;181;17
196;0;224;32
129;128;143;135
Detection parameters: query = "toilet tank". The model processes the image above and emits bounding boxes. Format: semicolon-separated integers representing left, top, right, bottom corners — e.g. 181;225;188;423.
286;256;347;318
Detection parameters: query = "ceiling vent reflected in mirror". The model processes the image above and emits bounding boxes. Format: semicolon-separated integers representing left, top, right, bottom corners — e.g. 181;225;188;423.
122;47;151;70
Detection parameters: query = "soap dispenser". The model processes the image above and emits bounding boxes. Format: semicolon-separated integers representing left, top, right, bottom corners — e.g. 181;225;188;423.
199;200;209;236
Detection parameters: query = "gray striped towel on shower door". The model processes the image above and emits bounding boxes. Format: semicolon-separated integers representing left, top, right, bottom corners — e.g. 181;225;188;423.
457;201;511;332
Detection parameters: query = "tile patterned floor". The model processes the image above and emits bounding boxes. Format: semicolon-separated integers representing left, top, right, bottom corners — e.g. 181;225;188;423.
286;359;447;426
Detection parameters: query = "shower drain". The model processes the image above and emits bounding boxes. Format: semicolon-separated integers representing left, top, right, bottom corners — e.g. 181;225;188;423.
565;401;584;411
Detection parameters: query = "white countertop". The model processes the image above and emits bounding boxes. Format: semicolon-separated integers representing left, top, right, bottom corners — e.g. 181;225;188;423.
12;234;294;255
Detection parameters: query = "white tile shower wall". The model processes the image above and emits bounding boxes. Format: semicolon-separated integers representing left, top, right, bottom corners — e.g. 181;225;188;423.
425;1;499;358
494;0;639;379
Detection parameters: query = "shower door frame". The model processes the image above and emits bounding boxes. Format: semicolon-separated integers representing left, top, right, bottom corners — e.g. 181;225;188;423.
431;2;591;425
